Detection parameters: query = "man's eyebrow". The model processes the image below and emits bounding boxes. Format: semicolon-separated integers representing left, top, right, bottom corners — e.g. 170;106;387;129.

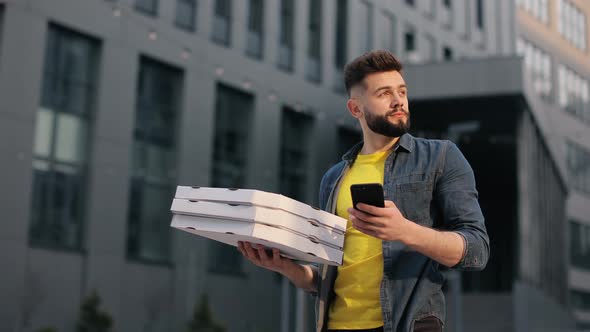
373;84;407;94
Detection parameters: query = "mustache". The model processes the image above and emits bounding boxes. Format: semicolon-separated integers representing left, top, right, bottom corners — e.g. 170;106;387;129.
386;109;409;116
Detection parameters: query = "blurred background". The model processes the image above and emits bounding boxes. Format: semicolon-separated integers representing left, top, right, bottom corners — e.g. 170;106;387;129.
0;0;589;331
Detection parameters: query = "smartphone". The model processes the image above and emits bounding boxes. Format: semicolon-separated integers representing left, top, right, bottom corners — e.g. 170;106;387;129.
350;183;385;210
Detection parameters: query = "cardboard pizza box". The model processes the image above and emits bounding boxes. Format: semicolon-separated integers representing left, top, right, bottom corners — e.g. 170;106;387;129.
171;214;343;266
170;199;344;249
174;186;346;235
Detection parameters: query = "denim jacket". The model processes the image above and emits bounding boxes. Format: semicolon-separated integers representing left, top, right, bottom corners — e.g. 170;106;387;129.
312;133;490;332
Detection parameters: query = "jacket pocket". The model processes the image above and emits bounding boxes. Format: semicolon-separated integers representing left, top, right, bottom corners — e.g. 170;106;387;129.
393;181;433;225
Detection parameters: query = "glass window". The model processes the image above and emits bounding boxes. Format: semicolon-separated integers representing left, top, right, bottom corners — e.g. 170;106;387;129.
558;0;587;50
359;1;373;53
570;220;590;270
476;0;484;29
211;0;231;46
127;57;183;264
278;0;295;71
566;141;590;195
211;84;254;189
280;107;314;203
334;0;348;68
175;0;196;31
518;0;549;24
135;0;158;15
209;83;254;275
443;46;453;61
306;0;322;83
558;64;590;123
516;38;552;100
246;0;264;59
571;289;590;311
404;28;415;53
333;0;348;93
29;24;100;251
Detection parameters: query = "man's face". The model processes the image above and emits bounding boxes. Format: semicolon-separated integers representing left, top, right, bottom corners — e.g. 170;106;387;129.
351;71;410;137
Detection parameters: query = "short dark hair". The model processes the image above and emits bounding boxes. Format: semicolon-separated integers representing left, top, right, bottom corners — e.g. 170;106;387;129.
344;50;403;96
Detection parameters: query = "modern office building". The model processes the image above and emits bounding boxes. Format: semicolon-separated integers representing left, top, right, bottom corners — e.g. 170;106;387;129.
513;1;590;330
0;0;587;331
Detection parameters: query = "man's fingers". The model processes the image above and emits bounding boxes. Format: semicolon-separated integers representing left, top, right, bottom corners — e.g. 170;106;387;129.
351;215;381;233
349;208;382;226
256;244;271;262
355;203;383;215
352;222;382;238
272;248;282;264
243;242;261;261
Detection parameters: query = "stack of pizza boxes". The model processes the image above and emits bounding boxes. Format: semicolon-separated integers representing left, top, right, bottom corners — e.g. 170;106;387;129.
170;186;347;265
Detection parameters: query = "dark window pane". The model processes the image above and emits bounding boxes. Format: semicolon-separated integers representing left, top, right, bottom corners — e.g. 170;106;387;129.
211;0;231;45
127;57;182;264
208;84;254;275
306;0;322;82
248;0;263;33
566;141;590;194
280;107;314;203
135;0;158;15
176;0;196;31
278;0;294;71
334;0;348;68
405;30;415;52
570;221;590;270
29;24;99;251
476;0;484;29
246;0;264;59
127;180;174;262
211;84;253;189
571;289;590;311
443;46;453;61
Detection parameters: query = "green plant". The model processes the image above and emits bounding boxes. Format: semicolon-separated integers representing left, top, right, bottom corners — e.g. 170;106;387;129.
186;294;225;332
76;290;113;332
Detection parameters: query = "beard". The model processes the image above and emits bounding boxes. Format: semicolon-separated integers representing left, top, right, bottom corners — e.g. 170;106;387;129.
364;109;411;137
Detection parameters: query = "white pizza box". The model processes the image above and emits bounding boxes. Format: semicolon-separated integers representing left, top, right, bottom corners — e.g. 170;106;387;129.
171;199;344;249
171;214;343;266
174;186;346;235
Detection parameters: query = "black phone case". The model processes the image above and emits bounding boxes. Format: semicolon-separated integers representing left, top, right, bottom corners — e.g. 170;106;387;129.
350;183;385;209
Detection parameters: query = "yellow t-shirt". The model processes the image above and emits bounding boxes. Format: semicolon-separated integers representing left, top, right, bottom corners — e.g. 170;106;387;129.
327;149;391;330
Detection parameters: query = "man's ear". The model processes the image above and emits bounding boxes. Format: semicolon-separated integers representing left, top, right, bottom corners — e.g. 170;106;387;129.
347;98;363;119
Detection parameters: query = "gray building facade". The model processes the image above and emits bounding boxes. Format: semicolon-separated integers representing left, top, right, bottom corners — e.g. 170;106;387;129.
0;0;587;331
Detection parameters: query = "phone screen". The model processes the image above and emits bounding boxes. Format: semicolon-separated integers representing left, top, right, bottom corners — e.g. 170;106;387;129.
350;183;385;209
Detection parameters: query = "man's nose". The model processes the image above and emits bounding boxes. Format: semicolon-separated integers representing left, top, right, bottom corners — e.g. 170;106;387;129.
390;93;404;108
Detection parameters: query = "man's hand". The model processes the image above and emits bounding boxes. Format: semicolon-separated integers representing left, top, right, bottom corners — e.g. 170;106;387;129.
237;241;318;292
348;200;410;241
349;200;465;267
237;241;293;274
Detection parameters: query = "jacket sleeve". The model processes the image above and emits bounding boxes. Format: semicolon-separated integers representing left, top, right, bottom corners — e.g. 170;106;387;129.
435;141;490;271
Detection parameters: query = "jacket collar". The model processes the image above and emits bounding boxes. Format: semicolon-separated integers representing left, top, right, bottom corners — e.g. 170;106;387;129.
342;133;414;162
